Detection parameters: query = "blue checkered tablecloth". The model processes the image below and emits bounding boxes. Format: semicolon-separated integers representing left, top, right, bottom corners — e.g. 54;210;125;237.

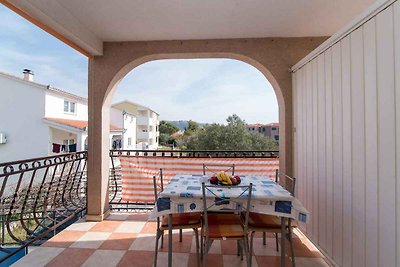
149;175;309;223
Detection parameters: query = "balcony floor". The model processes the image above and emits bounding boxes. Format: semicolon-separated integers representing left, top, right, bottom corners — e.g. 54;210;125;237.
12;213;332;267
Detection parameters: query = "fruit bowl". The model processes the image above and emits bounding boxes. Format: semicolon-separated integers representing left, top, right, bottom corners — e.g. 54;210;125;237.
210;173;242;186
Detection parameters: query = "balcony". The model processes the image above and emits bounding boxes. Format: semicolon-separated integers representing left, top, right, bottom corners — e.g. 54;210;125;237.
137;131;151;140
0;150;332;266
137;117;153;126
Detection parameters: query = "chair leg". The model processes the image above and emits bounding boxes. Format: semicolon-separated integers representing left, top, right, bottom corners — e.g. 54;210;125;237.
237;240;240;256
240;240;244;261
194;228;200;267
154;230;161;267
179;229;183;242
263;232;266;245
249;231;255;267
243;236;251;267
203;238;208;267
275;233;279;252
288;228;295;267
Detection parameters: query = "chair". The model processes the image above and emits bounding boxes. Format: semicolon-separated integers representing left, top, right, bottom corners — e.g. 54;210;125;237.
201;182;253;267
247;170;297;267
153;169;202;267
202;163;235;176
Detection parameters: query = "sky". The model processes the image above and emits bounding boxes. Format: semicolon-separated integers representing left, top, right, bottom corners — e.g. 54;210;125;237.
0;5;278;124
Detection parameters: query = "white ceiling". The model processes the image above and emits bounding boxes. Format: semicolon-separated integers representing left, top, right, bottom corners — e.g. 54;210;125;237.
9;0;376;55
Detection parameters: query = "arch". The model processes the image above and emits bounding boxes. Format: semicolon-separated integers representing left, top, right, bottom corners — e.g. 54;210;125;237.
86;38;326;220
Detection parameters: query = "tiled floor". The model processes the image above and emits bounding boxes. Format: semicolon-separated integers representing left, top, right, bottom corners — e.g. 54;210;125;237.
12;213;332;267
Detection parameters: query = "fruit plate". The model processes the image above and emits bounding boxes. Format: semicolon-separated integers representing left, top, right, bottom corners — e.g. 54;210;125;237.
218;180;241;186
210;179;241;186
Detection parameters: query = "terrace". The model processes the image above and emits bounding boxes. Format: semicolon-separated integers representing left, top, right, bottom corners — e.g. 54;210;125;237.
1;0;400;266
1;150;330;267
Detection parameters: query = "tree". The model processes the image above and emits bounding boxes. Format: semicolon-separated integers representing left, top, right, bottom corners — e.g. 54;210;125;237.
158;121;179;147
179;114;279;150
184;120;199;136
159;121;179;135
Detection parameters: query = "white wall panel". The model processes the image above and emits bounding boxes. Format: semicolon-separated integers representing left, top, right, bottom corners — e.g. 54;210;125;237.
292;2;400;266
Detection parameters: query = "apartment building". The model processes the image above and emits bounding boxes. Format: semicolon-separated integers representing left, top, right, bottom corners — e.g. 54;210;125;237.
247;122;279;141
112;101;159;150
0;70;151;162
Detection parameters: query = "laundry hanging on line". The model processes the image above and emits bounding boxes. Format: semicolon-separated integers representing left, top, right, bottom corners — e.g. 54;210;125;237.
52;142;78;153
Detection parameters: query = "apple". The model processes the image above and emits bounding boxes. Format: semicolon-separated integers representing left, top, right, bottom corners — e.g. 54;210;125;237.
210;175;218;184
234;175;241;183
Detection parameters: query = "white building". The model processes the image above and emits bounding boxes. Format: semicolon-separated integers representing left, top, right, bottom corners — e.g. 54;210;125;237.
112;101;159;150
0;70;150;163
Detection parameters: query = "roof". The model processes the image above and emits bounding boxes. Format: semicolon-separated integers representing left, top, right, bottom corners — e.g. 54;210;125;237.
44;118;123;131
247;123;279;128
112;100;159;115
0;71;87;103
7;0;374;56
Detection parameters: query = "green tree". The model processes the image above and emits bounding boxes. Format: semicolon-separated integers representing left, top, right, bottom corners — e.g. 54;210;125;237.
159;120;179;135
180;114;279;150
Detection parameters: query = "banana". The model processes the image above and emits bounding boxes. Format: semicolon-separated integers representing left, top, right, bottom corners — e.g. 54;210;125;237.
216;171;232;184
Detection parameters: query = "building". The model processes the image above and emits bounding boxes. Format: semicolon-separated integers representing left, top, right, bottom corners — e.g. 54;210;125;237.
247;123;279;141
0;70;152;163
112;101;160;150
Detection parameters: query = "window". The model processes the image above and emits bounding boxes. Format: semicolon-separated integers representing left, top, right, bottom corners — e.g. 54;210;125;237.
128;137;132;146
274;136;279;141
64;100;77;113
262;128;265;132
272;127;277;131
156;137;158;143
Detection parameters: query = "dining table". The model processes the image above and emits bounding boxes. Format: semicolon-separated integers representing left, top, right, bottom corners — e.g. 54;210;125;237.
149;174;309;267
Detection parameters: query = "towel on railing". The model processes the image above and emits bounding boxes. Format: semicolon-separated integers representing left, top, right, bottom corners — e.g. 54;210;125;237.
118;156;279;203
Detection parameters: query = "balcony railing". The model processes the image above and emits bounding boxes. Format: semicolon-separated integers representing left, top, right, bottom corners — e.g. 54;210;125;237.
108;149;279;211
0;149;279;264
0;152;87;264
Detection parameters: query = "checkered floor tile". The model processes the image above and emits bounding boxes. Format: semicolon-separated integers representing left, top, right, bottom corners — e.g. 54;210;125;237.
11;213;332;267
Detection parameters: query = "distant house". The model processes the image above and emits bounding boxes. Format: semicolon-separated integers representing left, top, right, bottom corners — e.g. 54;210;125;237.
247;122;279;141
0;70;155;162
112;100;160;150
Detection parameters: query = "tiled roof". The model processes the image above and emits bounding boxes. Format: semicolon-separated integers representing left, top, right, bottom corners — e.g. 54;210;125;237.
247;122;279;127
45;118;123;131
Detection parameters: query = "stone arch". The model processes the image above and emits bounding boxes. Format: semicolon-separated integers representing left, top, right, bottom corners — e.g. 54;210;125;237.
103;53;286;165
86;38;326;220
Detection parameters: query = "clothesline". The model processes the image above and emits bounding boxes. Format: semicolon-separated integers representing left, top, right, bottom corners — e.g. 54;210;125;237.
52;143;77;153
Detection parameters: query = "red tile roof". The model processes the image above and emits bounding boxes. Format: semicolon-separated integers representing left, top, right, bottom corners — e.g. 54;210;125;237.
45;118;123;131
247;122;279;127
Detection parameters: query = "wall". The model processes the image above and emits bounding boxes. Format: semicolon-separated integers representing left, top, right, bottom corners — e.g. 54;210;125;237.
292;2;400;266
0;74;49;162
45;91;88;121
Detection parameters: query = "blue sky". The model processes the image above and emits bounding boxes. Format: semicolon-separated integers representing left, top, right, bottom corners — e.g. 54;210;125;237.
0;5;278;124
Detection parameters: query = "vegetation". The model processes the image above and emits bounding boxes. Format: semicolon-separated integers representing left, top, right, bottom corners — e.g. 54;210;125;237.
158;120;180;147
175;114;279;151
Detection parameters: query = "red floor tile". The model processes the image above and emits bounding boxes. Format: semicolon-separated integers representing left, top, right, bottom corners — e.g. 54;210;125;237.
255;255;292;267
127;213;150;222
220;239;241;255
99;233;137;250
90;220;122;232
159;233;193;253
117;251;155;267
45;248;95;267
140;221;158;234
42;230;86;248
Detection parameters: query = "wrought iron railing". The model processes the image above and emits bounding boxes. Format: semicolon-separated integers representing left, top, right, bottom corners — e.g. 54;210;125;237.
108;149;279;211
0;152;87;264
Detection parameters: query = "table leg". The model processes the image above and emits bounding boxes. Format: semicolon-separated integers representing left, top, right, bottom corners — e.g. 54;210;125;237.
168;214;172;267
281;217;286;267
